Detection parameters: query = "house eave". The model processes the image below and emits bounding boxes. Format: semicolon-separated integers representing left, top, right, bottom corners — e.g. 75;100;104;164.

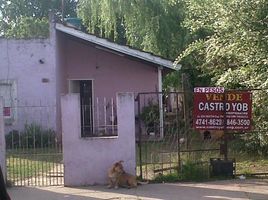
55;23;181;70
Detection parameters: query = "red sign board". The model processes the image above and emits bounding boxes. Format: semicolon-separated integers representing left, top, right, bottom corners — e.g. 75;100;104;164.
193;87;252;131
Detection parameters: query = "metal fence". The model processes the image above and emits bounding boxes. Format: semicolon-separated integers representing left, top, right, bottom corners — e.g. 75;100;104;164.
5;105;63;187
136;92;221;181
81;97;118;137
136;89;268;181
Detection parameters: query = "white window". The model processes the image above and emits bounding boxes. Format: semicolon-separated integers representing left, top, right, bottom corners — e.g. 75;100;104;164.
0;80;17;125
68;79;118;138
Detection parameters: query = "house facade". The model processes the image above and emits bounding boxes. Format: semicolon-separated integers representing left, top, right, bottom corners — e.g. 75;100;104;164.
0;21;180;186
55;23;178;137
0;21;178;137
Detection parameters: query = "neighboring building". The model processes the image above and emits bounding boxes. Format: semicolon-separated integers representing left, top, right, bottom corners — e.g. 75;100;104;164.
0;21;179;136
0;27;57;132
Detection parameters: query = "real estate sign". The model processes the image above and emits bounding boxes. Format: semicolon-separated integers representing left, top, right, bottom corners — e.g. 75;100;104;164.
193;87;252;131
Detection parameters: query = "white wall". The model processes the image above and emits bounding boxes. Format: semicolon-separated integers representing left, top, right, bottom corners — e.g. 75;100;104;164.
0;38;57;132
61;93;136;186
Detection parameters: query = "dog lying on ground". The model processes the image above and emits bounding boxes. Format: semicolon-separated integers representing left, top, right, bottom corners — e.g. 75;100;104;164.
108;160;146;189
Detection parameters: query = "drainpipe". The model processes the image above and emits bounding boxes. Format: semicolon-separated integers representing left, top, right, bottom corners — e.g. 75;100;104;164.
0;98;6;182
158;67;164;139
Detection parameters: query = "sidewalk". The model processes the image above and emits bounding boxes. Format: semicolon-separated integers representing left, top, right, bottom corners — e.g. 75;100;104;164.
8;179;268;200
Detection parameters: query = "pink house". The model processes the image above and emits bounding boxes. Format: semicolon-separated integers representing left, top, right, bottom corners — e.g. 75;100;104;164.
55;23;179;137
0;21;180;186
0;21;179;137
55;23;180;185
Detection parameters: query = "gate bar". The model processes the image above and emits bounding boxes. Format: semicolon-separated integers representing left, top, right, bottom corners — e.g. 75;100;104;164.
137;94;143;179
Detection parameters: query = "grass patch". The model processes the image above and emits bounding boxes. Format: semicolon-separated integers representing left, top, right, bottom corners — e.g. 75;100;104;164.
136;133;268;181
6;148;62;184
234;156;268;175
153;172;180;183
7;156;53;179
153;161;210;183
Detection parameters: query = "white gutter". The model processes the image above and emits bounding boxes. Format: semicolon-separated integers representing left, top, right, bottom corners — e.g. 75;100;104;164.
56;23;181;70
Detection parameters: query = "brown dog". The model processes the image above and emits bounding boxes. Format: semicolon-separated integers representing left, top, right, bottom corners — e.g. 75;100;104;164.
108;160;139;189
107;160;124;189
117;171;138;188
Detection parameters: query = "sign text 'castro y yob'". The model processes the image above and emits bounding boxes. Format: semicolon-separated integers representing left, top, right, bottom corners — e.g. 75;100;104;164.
193;87;252;131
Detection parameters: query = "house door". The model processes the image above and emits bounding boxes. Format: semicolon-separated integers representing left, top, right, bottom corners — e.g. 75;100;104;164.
80;80;94;137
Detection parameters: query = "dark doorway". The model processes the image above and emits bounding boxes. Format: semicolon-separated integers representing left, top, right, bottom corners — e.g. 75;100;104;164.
80;80;94;137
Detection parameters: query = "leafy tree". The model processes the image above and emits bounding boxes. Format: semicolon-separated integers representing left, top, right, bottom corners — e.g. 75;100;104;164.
77;0;189;60
3;17;50;39
77;0;213;90
177;0;268;154
178;0;268;87
0;0;78;38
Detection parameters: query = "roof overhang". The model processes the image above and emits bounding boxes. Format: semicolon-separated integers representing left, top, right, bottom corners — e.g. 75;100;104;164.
55;23;181;70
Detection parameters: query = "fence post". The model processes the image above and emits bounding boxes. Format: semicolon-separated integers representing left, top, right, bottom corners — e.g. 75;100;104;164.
0;98;6;181
116;92;136;175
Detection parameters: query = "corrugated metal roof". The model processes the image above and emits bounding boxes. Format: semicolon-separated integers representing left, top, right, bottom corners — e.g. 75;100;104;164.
55;23;181;70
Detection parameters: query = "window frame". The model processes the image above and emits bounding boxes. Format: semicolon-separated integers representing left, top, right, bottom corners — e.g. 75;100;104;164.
68;79;95;137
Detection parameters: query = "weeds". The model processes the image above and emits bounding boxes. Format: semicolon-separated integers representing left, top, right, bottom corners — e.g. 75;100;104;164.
153;161;209;183
5;123;57;149
154;172;180;183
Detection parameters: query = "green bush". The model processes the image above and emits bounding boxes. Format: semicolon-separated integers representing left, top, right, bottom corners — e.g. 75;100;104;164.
154;172;180;183
230;134;268;156
153;162;209;183
6;123;57;149
140;100;160;134
141;101;159;125
181;161;209;181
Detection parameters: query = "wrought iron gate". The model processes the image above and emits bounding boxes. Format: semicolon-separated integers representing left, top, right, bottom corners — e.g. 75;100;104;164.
6;125;63;186
136;92;221;181
5;105;64;187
